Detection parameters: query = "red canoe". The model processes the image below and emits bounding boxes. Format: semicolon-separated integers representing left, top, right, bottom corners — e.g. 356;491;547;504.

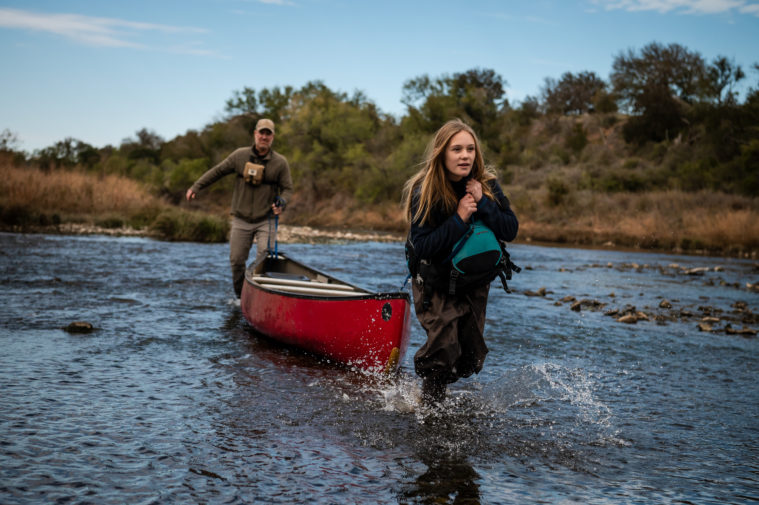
240;253;412;372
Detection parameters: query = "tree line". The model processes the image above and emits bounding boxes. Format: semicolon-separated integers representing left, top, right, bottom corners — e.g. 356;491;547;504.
3;41;758;205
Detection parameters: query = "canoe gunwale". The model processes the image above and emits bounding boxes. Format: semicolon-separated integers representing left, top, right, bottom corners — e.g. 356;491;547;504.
244;253;410;302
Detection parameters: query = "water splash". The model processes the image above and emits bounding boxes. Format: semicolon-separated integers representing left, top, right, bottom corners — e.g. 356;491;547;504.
482;362;612;425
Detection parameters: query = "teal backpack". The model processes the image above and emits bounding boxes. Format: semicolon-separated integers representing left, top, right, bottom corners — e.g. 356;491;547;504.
450;219;502;275
404;218;520;302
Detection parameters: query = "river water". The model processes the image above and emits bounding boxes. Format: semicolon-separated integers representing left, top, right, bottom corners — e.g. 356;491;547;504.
1;231;758;504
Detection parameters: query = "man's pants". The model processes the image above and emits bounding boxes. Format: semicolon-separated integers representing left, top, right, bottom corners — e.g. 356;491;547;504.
229;216;272;297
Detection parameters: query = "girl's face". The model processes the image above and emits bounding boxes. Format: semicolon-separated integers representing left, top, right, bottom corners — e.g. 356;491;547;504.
444;130;476;181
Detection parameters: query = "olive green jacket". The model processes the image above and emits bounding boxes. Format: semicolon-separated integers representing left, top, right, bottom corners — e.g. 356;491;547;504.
190;146;293;223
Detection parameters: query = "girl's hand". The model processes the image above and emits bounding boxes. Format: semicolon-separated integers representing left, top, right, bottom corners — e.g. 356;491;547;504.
457;193;478;222
466;179;483;202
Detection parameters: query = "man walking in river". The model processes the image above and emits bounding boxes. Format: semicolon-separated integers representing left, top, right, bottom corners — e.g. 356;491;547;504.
186;118;293;298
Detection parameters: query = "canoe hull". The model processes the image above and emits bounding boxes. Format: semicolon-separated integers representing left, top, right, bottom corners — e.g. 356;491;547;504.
241;254;411;372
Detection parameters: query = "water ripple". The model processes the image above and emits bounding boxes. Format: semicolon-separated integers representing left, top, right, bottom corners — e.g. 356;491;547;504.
1;233;758;504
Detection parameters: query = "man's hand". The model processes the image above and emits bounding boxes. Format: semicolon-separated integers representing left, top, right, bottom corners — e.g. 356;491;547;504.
271;196;286;215
186;189;196;201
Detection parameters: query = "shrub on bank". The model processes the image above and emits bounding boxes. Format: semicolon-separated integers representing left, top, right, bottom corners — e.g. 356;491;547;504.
0;204;61;228
150;208;229;242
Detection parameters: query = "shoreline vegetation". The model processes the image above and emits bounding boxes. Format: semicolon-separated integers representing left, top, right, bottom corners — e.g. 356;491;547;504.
2;48;757;259
1;163;756;259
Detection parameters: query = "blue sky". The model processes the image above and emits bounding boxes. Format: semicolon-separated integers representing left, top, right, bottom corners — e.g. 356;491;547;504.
1;0;758;152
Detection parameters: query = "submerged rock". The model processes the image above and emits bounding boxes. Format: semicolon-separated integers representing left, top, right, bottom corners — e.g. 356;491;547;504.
733;301;748;311
571;299;607;312
684;267;709;276
725;324;757;337
64;321;94;334
524;287;550;297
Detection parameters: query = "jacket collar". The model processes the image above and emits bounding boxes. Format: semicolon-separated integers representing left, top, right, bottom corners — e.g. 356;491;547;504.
251;146;273;160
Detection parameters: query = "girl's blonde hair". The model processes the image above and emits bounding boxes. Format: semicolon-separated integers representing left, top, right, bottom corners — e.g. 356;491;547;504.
402;119;496;225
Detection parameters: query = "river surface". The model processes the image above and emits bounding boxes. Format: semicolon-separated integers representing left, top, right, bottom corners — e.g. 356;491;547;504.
1;231;758;504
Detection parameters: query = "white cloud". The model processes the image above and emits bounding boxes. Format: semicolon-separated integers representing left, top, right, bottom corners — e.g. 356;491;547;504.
257;0;295;5
590;0;759;16
0;8;208;49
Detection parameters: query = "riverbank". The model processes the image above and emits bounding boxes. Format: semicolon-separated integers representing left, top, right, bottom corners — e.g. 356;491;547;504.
0;221;403;243
7;220;759;262
1;163;757;258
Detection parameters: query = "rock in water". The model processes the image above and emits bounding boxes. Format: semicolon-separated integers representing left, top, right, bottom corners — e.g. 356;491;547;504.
64;321;94;334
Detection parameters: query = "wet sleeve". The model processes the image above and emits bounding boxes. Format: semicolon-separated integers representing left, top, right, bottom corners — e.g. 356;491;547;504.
475;180;519;242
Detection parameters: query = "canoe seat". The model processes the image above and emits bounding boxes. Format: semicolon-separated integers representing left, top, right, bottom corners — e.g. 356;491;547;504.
251;273;362;297
263;272;310;282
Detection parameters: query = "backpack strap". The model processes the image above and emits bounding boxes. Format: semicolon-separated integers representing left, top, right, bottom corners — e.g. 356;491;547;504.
448;269;459;295
495;245;521;293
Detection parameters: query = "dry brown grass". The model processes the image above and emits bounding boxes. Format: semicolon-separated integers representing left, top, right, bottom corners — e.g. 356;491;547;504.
284;186;758;256
513;188;759;256
1;163;163;216
285;192;406;232
2;163;757;256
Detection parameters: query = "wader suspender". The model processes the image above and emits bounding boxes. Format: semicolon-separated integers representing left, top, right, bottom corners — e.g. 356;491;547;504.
443;228;473;295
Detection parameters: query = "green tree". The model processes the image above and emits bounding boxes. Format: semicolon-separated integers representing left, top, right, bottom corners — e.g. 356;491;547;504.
511;96;540;126
162;158;210;202
34;138;100;169
257;86;295;125
161;130;206;162
611;42;707;143
611;42;706;111
401;68;507;141
224;85;294;125
541;71;608;115
120;128;164;164
705;56;745;106
281;81;391;200
225;86;258;116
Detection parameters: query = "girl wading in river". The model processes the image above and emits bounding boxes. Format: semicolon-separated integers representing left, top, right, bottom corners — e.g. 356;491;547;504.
402;119;519;405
